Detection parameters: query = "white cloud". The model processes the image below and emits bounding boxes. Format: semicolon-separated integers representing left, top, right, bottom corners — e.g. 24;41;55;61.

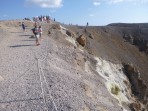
141;0;148;3
25;0;63;8
109;0;123;4
93;1;101;6
108;0;148;4
93;0;101;6
92;0;148;5
89;14;95;17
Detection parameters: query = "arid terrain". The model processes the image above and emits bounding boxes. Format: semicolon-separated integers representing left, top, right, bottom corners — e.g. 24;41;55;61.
0;20;147;111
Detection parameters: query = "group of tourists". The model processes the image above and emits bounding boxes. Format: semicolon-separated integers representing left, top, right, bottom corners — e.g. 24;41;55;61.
33;15;51;23
21;22;42;46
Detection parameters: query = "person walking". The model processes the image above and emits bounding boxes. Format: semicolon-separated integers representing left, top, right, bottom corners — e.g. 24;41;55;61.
34;26;40;46
21;22;26;32
38;26;42;40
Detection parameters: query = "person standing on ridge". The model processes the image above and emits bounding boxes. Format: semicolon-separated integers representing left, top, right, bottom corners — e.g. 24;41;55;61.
21;22;26;32
86;22;89;26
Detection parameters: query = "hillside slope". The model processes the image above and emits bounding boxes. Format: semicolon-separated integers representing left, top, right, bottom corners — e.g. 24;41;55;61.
64;24;148;110
0;20;147;111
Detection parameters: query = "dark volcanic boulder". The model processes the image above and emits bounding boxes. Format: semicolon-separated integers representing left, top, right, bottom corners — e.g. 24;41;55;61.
66;30;75;37
76;34;86;47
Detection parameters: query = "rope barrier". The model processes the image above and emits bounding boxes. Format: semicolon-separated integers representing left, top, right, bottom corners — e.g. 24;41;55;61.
32;32;58;111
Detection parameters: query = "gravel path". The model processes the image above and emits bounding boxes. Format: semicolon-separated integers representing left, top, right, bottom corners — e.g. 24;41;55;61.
0;24;123;111
0;26;49;110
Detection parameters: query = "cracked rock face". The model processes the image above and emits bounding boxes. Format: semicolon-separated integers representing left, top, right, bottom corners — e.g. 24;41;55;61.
109;23;148;54
123;63;148;111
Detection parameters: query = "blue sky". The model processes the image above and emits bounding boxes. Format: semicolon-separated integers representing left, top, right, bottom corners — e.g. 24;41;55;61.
0;0;148;26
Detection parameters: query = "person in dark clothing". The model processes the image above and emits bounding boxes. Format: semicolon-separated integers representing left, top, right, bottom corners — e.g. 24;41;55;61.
86;22;89;26
22;22;26;32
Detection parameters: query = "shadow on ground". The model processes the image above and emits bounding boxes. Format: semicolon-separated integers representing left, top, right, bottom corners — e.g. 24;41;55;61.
9;44;35;48
19;34;33;37
22;40;35;41
11;32;23;33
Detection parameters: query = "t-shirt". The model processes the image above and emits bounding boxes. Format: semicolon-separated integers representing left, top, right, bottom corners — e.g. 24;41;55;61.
34;28;39;35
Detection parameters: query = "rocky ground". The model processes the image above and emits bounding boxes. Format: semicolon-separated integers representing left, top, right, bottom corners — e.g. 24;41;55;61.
0;20;147;111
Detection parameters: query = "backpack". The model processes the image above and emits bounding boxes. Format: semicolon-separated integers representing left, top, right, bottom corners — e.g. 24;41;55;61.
38;28;42;33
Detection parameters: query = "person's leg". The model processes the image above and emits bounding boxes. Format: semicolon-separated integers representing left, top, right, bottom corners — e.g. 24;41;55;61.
35;35;38;45
39;33;42;41
36;35;40;45
36;38;38;45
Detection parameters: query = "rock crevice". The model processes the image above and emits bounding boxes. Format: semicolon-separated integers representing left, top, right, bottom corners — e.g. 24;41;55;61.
123;63;148;111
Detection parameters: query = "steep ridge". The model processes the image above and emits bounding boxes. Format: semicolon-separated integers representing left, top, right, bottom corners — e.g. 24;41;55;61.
0;20;148;111
64;24;148;110
108;23;148;53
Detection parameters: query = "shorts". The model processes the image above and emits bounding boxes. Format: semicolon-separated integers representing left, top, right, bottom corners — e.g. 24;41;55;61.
36;34;40;39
